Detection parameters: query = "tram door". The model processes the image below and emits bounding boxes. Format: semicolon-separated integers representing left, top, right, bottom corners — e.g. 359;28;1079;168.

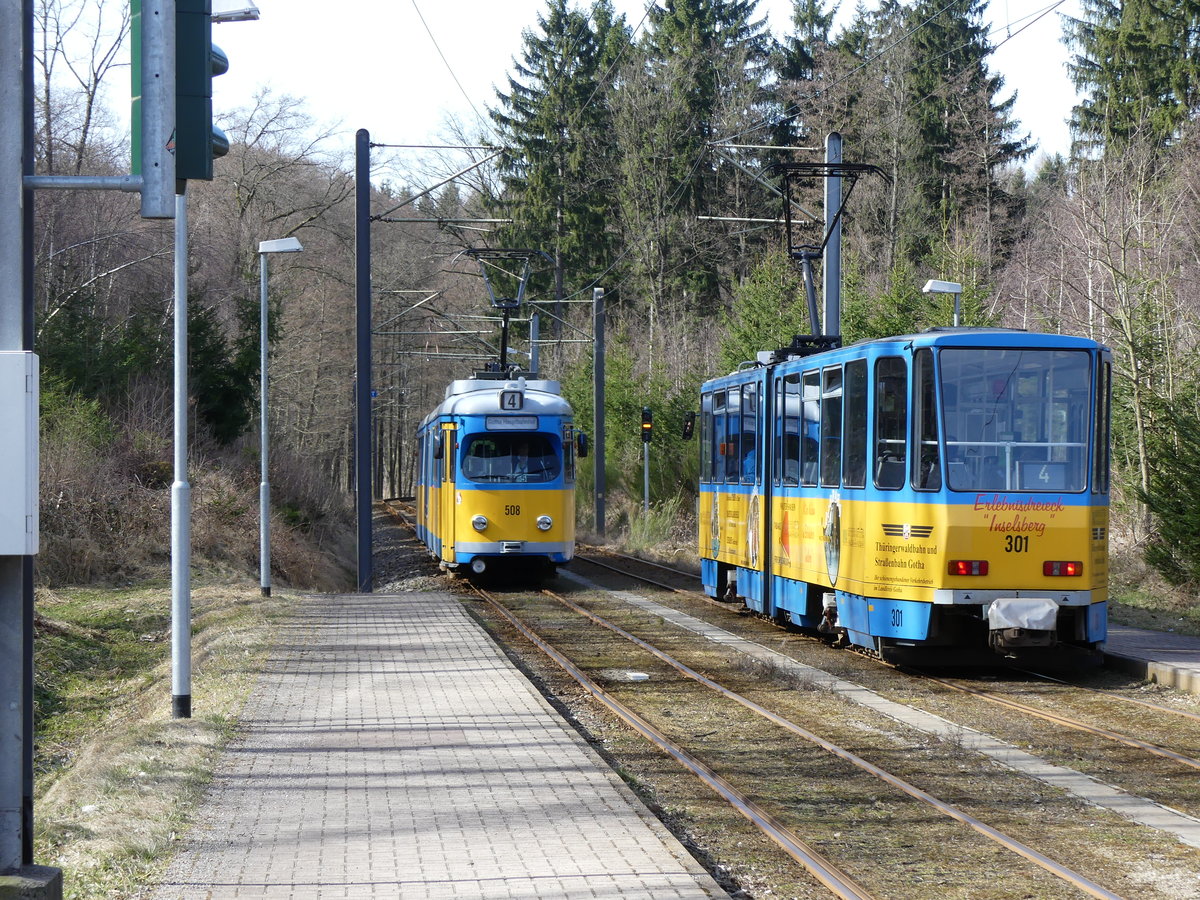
440;423;458;562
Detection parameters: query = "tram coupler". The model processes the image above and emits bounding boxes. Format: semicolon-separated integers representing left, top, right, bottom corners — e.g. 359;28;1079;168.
987;597;1058;651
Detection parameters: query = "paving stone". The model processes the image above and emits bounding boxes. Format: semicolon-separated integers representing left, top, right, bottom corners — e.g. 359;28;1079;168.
150;592;725;900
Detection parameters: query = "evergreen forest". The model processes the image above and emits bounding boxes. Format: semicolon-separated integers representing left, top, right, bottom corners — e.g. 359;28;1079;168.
27;0;1200;590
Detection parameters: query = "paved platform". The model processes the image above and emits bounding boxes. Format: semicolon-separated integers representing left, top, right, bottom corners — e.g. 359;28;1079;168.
149;592;725;900
1105;624;1200;695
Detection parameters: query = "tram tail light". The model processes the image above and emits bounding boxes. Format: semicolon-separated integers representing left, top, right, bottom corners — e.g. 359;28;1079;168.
949;559;989;576
1043;560;1083;576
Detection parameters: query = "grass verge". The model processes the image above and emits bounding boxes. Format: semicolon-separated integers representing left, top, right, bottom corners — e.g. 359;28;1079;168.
32;579;288;900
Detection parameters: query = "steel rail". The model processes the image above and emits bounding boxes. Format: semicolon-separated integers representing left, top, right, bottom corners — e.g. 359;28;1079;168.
580;546;1200;763
578;546;702;582
540;588;1125;900
1014;668;1200;724
468;584;878;900
574;552;701;597
919;672;1200;773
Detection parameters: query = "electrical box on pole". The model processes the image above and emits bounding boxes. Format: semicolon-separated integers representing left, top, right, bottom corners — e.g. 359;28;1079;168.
0;352;38;556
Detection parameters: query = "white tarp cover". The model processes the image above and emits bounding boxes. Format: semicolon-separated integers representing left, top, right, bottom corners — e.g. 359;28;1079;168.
988;597;1058;631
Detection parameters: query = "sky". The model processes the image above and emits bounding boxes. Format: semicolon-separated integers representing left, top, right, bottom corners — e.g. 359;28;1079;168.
206;0;1080;170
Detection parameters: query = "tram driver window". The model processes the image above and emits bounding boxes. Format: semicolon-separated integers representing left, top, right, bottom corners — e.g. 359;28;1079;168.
700;392;714;484
461;434;560;483
939;347;1090;492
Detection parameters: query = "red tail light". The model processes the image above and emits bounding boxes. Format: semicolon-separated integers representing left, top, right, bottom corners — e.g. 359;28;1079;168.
949;560;989;576
1044;561;1083;576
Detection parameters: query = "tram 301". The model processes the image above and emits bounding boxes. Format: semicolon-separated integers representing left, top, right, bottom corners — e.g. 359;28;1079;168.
697;327;1112;665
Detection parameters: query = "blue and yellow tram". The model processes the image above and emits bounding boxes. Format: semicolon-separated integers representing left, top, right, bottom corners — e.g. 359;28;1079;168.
698;327;1112;664
415;373;583;577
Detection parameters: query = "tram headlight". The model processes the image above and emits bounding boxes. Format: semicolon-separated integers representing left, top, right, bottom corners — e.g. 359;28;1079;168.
536;515;553;531
472;515;489;532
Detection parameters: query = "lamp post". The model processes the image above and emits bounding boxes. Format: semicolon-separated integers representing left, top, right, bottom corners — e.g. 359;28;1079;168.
923;279;964;326
257;237;303;596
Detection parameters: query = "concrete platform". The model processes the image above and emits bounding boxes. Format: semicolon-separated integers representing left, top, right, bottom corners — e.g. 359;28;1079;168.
1105;624;1200;695
149;592;725;900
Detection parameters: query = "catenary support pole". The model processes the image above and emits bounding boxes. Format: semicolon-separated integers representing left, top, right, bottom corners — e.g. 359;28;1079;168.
171;186;191;719
592;287;605;537
355;130;373;592
530;311;539;375
823;132;842;336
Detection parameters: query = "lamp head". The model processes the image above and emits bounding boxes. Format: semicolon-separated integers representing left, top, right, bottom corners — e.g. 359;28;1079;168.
922;279;962;294
259;237;303;254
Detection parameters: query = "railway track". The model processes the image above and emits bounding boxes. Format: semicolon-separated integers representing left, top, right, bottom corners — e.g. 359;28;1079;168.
574;550;1200;799
379;503;1200;897
568;549;1200;816
469;581;1136;898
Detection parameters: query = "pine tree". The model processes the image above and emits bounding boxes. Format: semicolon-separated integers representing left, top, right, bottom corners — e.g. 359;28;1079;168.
616;0;774;315
772;0;837;147
717;250;811;371
642;0;772;215
902;0;1030;259
490;0;631;313
1065;0;1200;154
1140;403;1200;587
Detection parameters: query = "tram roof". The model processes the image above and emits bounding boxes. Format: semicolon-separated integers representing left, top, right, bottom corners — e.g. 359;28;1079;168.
419;375;572;428
703;327;1109;387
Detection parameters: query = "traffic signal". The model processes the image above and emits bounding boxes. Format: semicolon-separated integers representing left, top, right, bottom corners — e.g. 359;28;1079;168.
641;407;653;443
176;0;229;181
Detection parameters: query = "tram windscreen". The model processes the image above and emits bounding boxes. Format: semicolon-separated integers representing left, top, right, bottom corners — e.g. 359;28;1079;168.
940;349;1090;493
461;434;560;483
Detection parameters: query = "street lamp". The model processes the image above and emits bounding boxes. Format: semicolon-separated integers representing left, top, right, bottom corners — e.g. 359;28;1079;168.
257;236;303;596
923;279;964;327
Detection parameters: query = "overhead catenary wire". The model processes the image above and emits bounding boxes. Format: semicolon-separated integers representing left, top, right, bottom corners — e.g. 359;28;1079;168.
408;0;492;138
712;0;1066;149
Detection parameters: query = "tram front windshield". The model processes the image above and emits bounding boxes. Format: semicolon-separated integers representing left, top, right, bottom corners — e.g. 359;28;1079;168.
940;349;1090;493
461;434;560;483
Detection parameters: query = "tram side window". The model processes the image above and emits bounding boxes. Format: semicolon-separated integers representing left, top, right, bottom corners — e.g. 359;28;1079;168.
700;392;713;484
563;425;576;484
821;367;843;487
801;371;820;486
1093;359;1111;494
772;378;782;485
913;348;941;490
782;374;801;486
713;390;728;484
843;359;867;488
873;357;908;489
741;382;760;483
